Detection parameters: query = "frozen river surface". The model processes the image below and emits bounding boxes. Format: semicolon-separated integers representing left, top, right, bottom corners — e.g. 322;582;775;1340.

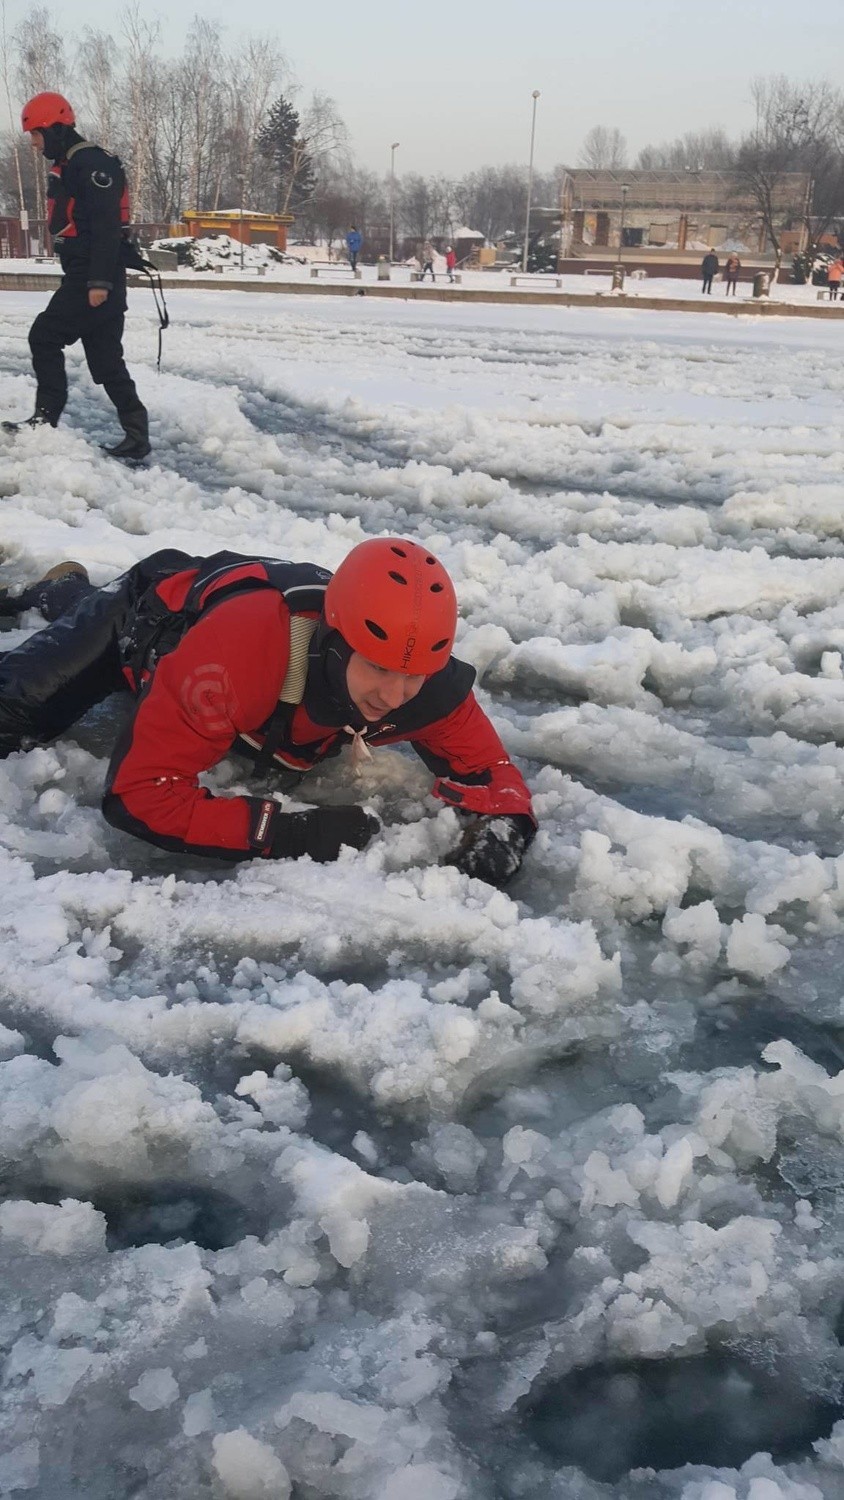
0;291;844;1497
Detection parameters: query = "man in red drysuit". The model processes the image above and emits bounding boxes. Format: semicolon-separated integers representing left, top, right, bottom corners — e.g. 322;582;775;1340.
0;538;536;886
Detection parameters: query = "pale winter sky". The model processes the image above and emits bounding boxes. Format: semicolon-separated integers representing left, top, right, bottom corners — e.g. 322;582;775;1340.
4;0;844;176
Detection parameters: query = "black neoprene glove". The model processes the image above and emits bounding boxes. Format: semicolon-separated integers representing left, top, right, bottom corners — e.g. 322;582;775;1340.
445;814;536;888
250;802;379;862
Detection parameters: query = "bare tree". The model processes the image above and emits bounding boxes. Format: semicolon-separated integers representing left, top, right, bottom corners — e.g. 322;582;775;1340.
398;173;435;243
427;175;456;239
303;162;388;252
0;1;25;217
637;128;735;170
144;59;187;221
179;18;223;212
75;28;120;149
122;6;160;223
290;90;348;212
12;6;66;232
302;165;355;255
345;166;388;231
578;125;628;170
452;165;527;242
0;10;341;240
13;5;65;93
223;36;285;209
735;75;835;283
817;93;844;252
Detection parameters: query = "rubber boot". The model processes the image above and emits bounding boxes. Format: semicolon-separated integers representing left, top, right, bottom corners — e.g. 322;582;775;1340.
102;407;150;463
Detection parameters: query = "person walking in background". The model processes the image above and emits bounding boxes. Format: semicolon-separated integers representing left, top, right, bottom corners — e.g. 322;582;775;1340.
445;246;457;283
827;256;844;300
724;252;741;295
345;225;362;272
701;249;719;295
2;92;150;461
420;240;436;282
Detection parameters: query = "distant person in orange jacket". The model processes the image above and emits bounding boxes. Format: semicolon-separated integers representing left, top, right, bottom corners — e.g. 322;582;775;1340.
445;246;457;283
827;257;844;300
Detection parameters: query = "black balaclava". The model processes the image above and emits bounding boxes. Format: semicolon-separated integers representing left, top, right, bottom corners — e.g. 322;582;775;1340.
306;622;366;730
39;123;83;163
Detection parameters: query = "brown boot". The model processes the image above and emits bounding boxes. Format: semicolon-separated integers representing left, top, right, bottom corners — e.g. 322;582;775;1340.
0;562;91;619
1;562;93;622
37;561;89;586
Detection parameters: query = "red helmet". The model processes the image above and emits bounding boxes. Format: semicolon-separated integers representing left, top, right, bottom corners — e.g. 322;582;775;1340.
21;92;75;132
324;538;457;675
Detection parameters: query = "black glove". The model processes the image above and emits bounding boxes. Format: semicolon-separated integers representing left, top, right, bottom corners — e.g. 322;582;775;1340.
250;802;379;862
445;814;535;888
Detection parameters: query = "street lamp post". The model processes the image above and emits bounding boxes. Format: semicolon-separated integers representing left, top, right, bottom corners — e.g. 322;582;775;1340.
617;182;629;266
522;90;541;274
239;172;245;274
389;141;400;263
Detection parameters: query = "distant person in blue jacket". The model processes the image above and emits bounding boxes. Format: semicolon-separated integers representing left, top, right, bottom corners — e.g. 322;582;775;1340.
346;226;362;271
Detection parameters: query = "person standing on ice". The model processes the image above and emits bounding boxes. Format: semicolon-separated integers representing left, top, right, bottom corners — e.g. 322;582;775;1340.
0;538;536;886
700;249;719;295
2;92;150;462
445;246;457;283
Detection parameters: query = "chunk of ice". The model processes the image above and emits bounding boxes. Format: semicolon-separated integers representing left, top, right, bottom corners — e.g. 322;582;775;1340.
377;1464;460;1500
212;1430;291;1499
129;1367;180;1411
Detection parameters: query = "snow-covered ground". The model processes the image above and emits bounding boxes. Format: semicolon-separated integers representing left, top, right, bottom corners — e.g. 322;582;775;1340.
2;241;837;309
1;289;844;1497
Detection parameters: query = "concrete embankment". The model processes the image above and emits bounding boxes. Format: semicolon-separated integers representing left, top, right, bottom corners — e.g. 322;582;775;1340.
0;271;841;319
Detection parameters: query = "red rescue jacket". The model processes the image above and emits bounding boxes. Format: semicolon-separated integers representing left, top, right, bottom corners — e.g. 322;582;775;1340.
103;553;534;860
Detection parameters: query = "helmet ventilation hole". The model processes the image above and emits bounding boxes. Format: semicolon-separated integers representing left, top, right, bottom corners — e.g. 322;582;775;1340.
388;571;408;585
364;619;388;641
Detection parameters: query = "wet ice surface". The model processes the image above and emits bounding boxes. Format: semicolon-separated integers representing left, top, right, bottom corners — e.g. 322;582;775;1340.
3;293;844;1496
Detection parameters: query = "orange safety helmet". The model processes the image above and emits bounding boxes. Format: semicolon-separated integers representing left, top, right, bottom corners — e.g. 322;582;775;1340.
324;537;458;675
21;92;75;132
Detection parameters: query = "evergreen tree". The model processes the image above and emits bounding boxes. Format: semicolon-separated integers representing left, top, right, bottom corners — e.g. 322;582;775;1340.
257;94;316;214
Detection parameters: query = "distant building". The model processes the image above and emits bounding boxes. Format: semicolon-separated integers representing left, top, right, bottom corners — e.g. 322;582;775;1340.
563;169;811;258
177;210;294;251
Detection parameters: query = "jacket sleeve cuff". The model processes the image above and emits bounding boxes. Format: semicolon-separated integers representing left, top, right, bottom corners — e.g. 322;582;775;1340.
87;280;113;291
247;797;280;855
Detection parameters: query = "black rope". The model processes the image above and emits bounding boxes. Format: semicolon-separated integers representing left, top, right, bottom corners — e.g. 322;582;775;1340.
143;266;169;372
